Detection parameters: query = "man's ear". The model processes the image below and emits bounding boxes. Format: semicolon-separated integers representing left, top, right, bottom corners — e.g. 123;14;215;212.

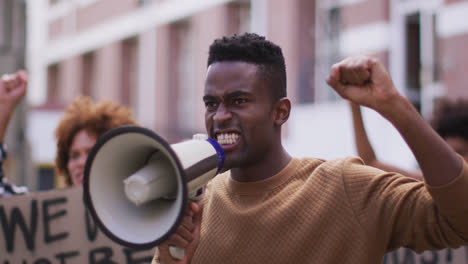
273;97;291;126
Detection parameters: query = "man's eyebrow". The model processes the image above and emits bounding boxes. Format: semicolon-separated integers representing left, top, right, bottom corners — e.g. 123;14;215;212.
203;91;251;101
225;90;251;99
203;95;217;101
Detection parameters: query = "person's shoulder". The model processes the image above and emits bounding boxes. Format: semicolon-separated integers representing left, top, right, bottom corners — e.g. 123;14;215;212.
296;156;366;172
334;156;416;184
295;156;388;183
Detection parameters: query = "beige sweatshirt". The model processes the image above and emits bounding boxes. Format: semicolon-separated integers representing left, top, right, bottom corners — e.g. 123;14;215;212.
154;157;468;264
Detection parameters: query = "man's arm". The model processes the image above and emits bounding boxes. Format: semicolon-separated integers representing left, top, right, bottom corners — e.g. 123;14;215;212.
328;55;462;186
349;102;423;180
329;56;468;251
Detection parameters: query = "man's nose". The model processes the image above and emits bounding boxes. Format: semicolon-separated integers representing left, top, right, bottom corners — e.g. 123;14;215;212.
213;104;232;124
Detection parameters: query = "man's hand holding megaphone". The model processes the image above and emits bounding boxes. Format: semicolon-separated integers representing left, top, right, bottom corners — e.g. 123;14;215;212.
156;202;203;263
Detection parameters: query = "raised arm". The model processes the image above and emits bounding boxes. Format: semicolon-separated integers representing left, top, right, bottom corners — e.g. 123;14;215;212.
328;55;461;186
350;101;423;180
0;71;28;143
0;71;28;196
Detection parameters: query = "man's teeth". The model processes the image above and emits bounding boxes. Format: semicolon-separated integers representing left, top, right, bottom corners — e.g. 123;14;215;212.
216;133;239;145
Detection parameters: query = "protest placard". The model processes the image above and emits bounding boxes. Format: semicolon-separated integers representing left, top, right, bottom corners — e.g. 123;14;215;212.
0;187;155;264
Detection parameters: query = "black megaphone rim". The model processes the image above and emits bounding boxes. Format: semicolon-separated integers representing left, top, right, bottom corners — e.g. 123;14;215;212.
83;125;188;249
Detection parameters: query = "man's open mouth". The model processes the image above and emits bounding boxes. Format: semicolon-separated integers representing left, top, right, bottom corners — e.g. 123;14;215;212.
216;132;240;145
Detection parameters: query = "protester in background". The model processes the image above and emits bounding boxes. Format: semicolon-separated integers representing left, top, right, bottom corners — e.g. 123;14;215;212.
54;96;138;187
154;33;468;264
350;97;468;180
0;71;28;196
431;98;468;161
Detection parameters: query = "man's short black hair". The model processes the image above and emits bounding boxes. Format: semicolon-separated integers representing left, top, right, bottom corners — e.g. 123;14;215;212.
207;32;287;102
432;98;468;140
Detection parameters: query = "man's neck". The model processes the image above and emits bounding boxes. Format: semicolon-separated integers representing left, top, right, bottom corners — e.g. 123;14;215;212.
230;147;292;182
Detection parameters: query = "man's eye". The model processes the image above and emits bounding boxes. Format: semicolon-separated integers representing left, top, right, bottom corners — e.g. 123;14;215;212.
233;98;247;105
205;101;218;109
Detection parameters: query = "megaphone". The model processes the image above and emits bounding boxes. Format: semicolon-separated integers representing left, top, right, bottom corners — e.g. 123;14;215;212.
83;125;224;259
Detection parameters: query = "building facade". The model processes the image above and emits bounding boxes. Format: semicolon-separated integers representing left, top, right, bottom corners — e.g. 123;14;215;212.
24;0;468;190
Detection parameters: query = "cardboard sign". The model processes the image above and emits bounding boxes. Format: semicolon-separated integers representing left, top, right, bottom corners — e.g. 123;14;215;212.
2;187;466;263
0;187;155;264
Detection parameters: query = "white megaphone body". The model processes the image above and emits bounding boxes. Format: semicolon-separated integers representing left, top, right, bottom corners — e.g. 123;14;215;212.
83;126;224;259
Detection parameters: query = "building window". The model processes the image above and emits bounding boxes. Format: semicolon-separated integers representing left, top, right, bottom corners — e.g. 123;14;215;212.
228;0;251;34
296;0;316;103
0;0;12;54
47;64;60;103
394;1;441;117
315;6;341;102
81;52;95;97
49;0;65;6
38;166;55;191
166;20;196;141
431;14;440;83
121;38;138;107
405;13;421;112
175;21;196;139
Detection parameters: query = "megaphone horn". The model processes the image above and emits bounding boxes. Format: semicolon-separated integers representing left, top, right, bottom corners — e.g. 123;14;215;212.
83;126;224;257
